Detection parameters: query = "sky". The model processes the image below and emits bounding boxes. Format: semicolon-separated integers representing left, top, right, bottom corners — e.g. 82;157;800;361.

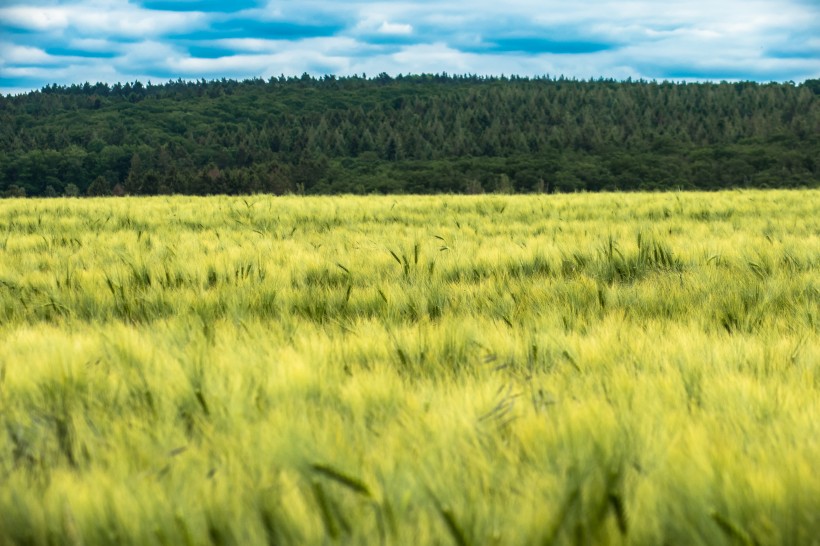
1;0;819;95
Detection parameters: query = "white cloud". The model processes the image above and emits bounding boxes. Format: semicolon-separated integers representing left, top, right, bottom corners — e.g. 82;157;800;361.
1;62;120;82
388;43;472;72
0;2;209;38
378;21;413;35
0;6;72;32
352;13;414;36
0;44;54;65
168;54;273;74
76;11;206;38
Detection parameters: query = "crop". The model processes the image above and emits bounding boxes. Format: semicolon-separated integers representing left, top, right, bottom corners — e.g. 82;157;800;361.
0;190;818;545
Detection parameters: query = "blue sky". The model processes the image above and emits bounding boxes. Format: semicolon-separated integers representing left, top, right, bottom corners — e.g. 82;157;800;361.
1;0;818;94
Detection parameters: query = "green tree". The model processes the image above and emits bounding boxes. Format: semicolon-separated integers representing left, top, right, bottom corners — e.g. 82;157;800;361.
87;175;111;196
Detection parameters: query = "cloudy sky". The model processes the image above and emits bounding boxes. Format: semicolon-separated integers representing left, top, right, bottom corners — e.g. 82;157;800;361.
1;0;818;94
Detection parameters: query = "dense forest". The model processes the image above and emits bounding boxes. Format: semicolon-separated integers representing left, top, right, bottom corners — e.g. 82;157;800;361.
1;74;818;197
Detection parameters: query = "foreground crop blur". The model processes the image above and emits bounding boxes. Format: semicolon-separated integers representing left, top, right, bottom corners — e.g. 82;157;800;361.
0;190;818;545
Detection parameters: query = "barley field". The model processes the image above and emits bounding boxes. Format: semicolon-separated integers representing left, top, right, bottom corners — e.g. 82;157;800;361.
0;190;818;545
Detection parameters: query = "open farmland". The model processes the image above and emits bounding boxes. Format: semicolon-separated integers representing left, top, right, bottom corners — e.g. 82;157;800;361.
0;190;818;545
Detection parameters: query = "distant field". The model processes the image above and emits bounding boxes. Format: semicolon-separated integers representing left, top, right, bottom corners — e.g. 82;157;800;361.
1;190;818;545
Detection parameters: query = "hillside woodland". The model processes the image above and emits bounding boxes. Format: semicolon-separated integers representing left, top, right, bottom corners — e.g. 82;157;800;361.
1;75;818;196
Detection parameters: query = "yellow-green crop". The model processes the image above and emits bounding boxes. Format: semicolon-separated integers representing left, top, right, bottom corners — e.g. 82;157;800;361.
0;190;818;545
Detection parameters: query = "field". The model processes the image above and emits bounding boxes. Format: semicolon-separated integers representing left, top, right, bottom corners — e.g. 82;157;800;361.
0;190;818;545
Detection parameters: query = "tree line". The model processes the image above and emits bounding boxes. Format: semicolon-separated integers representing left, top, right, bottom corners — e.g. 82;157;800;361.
1;74;818;197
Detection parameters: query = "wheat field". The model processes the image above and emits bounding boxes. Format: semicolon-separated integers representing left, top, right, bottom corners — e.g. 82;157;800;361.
0;190;818;545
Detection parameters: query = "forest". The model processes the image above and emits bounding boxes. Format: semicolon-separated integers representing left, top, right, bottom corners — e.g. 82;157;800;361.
1;74;818;197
